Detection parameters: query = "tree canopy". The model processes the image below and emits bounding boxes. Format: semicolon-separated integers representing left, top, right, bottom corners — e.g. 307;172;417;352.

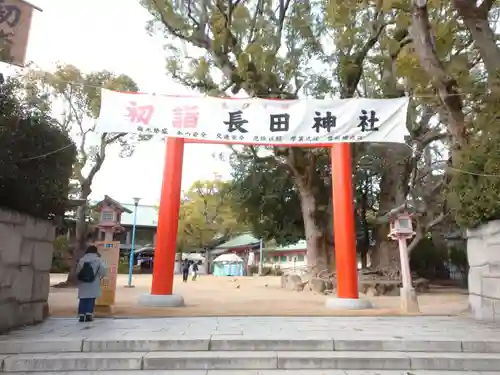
0;76;76;219
177;178;248;251
21;63;144;283
142;0;500;273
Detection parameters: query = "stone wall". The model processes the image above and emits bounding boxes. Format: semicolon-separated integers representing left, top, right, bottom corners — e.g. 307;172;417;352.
467;220;500;321
0;208;55;333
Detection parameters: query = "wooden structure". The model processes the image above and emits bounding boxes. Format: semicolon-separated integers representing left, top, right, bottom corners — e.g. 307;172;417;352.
0;0;43;66
94;195;132;241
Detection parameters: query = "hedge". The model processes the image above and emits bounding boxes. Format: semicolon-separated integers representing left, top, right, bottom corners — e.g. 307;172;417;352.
0;78;76;220
448;108;500;229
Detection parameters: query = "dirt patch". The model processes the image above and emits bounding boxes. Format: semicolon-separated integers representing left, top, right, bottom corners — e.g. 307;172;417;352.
49;274;469;317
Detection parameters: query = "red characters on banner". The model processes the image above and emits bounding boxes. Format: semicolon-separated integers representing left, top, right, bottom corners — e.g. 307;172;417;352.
172;106;199;129
126;101;155;125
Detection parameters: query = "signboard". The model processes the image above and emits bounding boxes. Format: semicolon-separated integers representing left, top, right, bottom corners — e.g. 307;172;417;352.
95;241;119;307
95;89;410;145
0;0;40;66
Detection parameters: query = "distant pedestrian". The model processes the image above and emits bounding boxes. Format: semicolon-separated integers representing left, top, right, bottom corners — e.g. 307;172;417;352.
182;259;190;282
76;245;107;322
191;261;199;281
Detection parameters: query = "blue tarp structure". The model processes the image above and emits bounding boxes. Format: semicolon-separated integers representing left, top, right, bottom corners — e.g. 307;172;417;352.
212;253;244;277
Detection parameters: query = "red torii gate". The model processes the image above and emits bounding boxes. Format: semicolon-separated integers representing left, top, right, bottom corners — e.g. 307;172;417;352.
107;91;384;309
144;138;361;308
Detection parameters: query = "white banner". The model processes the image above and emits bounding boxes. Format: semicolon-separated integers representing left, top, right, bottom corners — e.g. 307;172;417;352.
95;89;410;145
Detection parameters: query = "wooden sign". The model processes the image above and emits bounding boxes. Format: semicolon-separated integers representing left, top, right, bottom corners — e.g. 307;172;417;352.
95;241;120;309
0;0;41;66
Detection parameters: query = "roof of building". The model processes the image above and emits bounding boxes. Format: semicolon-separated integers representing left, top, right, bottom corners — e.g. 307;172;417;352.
21;0;43;12
376;201;418;223
265;240;307;252
215;233;261;249
95;195;133;214
120;203;159;227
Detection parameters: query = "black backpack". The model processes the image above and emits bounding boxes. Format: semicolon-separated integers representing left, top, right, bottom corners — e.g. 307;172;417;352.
77;262;98;283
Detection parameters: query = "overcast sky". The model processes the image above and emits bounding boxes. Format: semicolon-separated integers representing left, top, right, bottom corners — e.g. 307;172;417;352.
13;0;232;206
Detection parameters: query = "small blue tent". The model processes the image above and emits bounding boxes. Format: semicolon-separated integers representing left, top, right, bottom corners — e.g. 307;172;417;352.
212;253;244;276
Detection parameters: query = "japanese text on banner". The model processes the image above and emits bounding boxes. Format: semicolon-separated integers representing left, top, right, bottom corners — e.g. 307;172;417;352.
95;89;410;145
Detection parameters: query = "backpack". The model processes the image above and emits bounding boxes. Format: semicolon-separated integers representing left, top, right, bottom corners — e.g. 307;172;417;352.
77;261;99;283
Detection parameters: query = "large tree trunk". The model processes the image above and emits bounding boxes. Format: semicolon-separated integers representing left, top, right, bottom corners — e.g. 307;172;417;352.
288;148;332;276
65;184;91;285
297;183;331;275
371;222;400;271
368;35;412;272
452;0;500;81
411;3;467;160
370;146;409;271
67;204;87;283
371;231;400;271
358;171;371;269
359;213;370;270
62;135;109;285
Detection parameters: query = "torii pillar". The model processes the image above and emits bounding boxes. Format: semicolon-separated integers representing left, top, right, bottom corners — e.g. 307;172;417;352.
326;143;372;309
138;137;185;307
139;139;370;310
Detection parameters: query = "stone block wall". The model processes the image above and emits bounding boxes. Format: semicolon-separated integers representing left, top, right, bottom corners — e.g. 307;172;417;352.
0;208;55;333
467;220;500;321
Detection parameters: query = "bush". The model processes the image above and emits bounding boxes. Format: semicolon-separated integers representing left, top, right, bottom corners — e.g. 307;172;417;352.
51;235;71;273
410;237;449;280
449;245;468;287
246;265;284;276
448;104;500;229
117;260;129;274
261;266;273;276
260;266;283;276
0;78;76;219
248;264;259;275
117;259;141;274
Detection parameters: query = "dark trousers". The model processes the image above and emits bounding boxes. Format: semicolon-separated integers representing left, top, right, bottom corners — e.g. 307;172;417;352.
78;298;96;315
182;270;189;282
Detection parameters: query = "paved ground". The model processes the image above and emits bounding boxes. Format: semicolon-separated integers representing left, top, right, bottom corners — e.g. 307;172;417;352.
3;317;500;374
49;274;469;317
4;316;499;341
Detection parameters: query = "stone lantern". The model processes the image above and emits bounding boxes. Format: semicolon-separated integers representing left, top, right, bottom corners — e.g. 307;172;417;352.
388;211;415;240
385;203;420;313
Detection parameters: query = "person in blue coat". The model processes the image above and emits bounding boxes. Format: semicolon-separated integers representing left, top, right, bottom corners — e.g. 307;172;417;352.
76;245;107;322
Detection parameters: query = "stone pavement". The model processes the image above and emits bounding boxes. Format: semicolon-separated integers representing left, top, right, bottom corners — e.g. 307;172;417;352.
4;316;500;341
2;316;500;373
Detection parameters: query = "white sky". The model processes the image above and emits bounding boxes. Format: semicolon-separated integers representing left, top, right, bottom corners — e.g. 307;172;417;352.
16;0;232;206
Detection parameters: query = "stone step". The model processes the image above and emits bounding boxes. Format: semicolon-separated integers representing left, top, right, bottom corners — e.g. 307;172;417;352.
3;351;500;372
3;371;500;375
1;337;500;354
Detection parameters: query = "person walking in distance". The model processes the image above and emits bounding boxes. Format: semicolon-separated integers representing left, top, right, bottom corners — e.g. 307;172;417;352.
191;261;199;281
76;245;107;322
182;259;190;282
